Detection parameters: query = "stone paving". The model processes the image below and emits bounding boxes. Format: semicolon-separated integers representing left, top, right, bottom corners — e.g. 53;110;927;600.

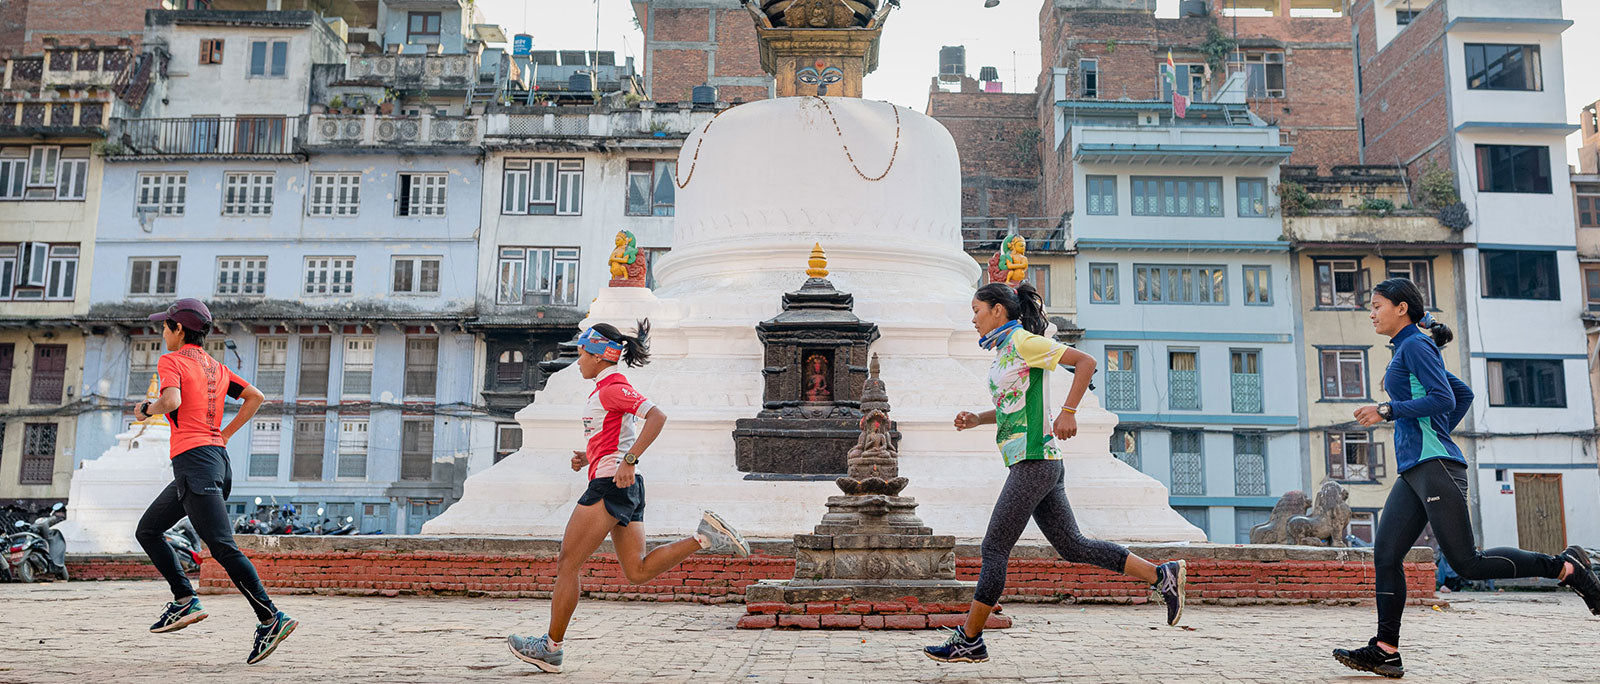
2;580;1595;683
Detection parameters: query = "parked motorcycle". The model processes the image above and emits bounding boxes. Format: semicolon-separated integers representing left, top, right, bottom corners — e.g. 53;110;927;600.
165;517;203;575
6;520;51;583
26;503;69;581
326;516;357;535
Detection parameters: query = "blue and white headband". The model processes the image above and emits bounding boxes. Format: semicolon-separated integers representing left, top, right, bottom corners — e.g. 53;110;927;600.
578;327;625;363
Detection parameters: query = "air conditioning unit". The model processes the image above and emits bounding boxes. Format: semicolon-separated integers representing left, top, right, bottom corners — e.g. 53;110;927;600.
1138;112;1160;126
16;241;48;288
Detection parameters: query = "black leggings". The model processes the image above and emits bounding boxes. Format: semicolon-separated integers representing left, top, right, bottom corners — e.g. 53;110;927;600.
1373;458;1563;646
134;445;278;623
974;459;1130;606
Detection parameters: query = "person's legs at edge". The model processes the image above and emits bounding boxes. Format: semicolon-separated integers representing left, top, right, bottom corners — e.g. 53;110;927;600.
548;502;624;644
1331;468;1429;678
611;522;705;586
134;480;195;602
182;479;278;624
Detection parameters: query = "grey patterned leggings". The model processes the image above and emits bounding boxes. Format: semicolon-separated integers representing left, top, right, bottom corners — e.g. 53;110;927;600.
974;459;1131;606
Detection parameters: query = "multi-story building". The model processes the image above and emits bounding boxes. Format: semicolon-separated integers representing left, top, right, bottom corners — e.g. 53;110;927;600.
1574;108;1600;475
630;0;773;104
1353;0;1596;552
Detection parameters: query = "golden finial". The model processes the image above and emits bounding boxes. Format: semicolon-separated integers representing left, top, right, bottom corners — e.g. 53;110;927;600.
806;242;829;279
134;373;167;427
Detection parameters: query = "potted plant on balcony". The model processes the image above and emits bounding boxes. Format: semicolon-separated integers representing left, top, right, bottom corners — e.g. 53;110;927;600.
379;88;397;115
329;95;345;114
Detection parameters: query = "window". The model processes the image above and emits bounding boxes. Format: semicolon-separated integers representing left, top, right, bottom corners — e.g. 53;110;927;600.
407;12;442;44
309;172;361;216
496;349;526;387
1243;266;1271;305
502;159;583;215
20;423;57;485
1078;58;1098;98
254;338;287;396
303;257;355;296
342;337;374;398
125;338;161;399
1578;183;1600;228
1132;177;1222;217
495;424;522;464
56;158;88;200
337;419;369;480
1231;349;1262;414
215;257;267;297
390;256;441;295
1134;264;1227;304
1170;431;1204;495
626;160;677;216
398;173;447;217
1085;175;1116;215
232;117;285;155
1465;43;1542;91
1314;259;1368;308
1475;145;1551;194
1327;431;1385;481
405;337;438;399
0;158;25;199
1233;431;1266;496
136;173;186;215
1347;511;1376;544
1396;9;1420;25
128;257;177;297
1385;259;1434;307
1104;347;1138;411
27;344;66;405
1487;358;1566;408
0;245;12;299
298;337;331;398
1026;266;1051;306
1168;349;1199;410
1159;62;1206;101
1235;508;1272;545
1481;250;1558;300
401;420;434;481
497;247;581;306
1237;178;1268;217
1227;52;1285;98
291;417;325;481
9;243;76;301
199;38;224;65
249;419;280;478
0;343;11;404
222;172;273;216
1586;266;1600;312
1111;428;1139;469
28;146;58;187
1319;349;1368;400
1089;263;1117;303
248;40;288;77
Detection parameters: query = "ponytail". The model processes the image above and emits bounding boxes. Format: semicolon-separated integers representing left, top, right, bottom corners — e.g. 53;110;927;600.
590;319;653;368
1420;318;1454;349
974;282;1049;336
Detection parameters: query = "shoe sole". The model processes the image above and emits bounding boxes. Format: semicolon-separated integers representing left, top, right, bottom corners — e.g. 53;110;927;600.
247;617;297;665
1560;546;1600;615
923;651;988;664
1167;560;1187;627
508;641;562;673
1333;651;1404;678
150;610;208;634
702;510;750;558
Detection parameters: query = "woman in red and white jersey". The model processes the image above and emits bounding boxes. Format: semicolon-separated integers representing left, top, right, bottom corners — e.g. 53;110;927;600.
508;319;749;673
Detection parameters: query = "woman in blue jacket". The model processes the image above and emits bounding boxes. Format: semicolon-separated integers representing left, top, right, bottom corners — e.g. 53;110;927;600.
1333;278;1600;678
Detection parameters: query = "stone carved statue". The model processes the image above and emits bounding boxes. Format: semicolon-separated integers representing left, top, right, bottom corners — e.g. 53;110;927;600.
803;353;831;402
833;355;908;498
1286;481;1353;547
608;230;647;287
1248;489;1309;545
986;234;1028;286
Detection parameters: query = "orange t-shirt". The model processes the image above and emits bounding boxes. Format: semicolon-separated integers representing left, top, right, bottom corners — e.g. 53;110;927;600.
156;344;249;458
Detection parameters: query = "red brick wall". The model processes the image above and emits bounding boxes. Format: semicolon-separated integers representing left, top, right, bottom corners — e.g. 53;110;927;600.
639;2;771;103
0;0;28;52
927;91;1042;220
15;0;162;52
66;554;174;581
651;48;709;103
1352;0;1451;177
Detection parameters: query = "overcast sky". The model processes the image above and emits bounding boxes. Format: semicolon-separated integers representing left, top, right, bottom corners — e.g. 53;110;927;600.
480;0;1600;158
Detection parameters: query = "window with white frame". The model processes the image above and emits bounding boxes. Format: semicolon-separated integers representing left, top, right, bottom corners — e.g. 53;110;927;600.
298;337;331;398
1237;178;1268;217
397;173;447;217
1243;266;1271;305
303;257;355;295
128;257;178;297
1385;259;1435;308
1134;264;1227;304
0;157;25;199
222;172;273;216
248;39;288;77
502;159;582;215
626;160;677;216
1090;263;1117;303
255;337;287;396
27;146;58;187
0;245;14;299
137;172;187;215
1085;175;1116;215
1159;62;1206;101
309;172;360;216
1328;431;1385;482
1131;176;1223;217
1314;259;1368;308
341;337;374;398
337;418;369;479
392;256;441;295
127;338;163;398
495;423;522;463
249;419;281;479
1347;511;1376;544
1026;266;1051;306
1078;58;1098;98
1319;348;1368;400
56;158;88;200
215;257;267;297
405;337;438;399
1227;52;1285;98
497;247;580;306
39;244;76;301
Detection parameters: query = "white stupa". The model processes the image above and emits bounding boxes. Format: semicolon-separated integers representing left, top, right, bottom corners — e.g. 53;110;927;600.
56;413;174;554
426;96;1203;542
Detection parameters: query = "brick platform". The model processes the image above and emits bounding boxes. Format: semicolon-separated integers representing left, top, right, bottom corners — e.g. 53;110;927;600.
66;553;169;581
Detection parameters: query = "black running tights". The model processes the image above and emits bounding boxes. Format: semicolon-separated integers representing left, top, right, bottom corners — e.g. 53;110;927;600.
974;459;1130;606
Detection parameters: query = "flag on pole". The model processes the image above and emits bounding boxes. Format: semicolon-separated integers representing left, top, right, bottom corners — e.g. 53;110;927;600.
1166;49;1189;119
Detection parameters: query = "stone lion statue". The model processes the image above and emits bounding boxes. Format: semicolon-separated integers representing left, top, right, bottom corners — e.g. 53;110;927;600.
1286;481;1352;547
1249;489;1309;545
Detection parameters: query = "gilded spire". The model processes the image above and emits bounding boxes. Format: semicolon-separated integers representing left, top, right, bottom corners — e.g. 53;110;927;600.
806;242;829;279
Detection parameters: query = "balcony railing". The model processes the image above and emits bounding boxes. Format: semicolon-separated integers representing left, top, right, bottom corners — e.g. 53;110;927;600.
346;53;477;91
962;216;1071;252
305;113;482;147
1168;369;1199;410
485;107;713;138
1231;373;1263;414
113;116;297;156
1104;370;1139;412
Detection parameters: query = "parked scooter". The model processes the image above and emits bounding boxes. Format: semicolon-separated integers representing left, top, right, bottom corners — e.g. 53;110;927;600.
6;520;52;583
165;517;203;575
26;503;69;581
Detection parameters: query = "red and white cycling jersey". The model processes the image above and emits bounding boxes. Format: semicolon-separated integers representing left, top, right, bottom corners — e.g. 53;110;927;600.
582;366;656;480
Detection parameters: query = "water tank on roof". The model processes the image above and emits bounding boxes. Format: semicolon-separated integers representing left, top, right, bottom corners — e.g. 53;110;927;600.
512;34;532;55
569;73;593;92
692;85;717;105
978;66;999;82
939;45;965;82
1179;0;1208;17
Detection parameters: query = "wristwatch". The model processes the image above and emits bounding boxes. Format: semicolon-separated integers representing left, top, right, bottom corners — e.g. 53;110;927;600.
621;452;640;466
138;401;150;416
1377;402;1394;421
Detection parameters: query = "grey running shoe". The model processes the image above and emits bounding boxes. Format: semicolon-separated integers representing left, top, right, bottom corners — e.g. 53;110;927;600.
1558;545;1600;616
149;597;208;633
697;510;750;557
1154;559;1187;626
508;633;563;673
247;611;297;664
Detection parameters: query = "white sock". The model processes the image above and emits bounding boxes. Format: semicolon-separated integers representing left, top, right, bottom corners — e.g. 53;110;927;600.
694;533;711;549
545;636;562;650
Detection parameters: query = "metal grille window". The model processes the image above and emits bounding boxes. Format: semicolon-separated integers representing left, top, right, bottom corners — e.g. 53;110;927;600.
297;337;331;398
1131;177;1222;217
20;423;57;484
136;172;186;215
1319;349;1367;400
291;418;325;481
1078;58;1098;98
1085;175;1116;215
397;173;447;217
337;419;368;479
1168;350;1199;410
1327;431;1385;481
495;423;522;463
1169;431;1204;496
1233;431;1266;496
626;160;677;216
249;419;281;478
29;344;66;404
341;337;374;398
1231;349;1262;413
303;257;355;295
215;257;266;297
1314;259;1368;308
0;343;11;404
255;338;287;396
1104;347;1138;411
309;172;360;216
222;172;273;216
401;420;434;481
1242;266;1271;305
404;337;438;399
391;256;441;294
1134;264;1227;304
1487;358;1566;408
1110;428;1139;470
127;338;162;399
128;257;178;297
1090;263;1117;303
1237;178;1268;217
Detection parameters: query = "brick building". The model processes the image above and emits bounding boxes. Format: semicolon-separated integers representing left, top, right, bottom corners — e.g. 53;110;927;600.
1579;99;1599;175
0;0;169;52
630;0;773;104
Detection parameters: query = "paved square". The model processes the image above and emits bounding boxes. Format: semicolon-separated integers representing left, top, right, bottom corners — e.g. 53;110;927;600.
1;581;1592;682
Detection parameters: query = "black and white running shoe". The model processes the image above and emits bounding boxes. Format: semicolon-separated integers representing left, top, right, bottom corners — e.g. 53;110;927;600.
1333;639;1404;679
1558;545;1600;616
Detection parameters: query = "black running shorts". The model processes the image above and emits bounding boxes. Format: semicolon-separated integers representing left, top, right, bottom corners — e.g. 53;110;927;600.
576;475;646;525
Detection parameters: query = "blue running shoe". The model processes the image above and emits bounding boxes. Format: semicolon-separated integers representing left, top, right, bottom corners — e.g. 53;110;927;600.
1155;559;1187;626
923;626;988;663
508;633;564;673
149;598;208;633
247;611;298;664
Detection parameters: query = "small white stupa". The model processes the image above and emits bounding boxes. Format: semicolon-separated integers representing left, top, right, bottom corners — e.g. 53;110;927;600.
55;375;175;554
